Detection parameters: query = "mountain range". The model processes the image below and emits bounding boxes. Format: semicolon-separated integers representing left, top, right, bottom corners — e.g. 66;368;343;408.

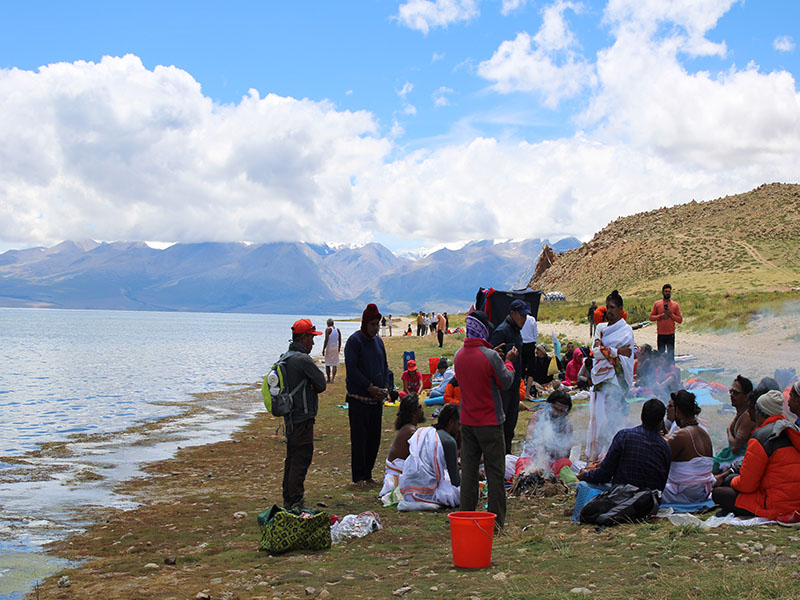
0;237;580;314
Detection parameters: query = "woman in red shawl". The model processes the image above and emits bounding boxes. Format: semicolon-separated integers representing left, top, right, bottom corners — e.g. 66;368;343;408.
564;348;584;386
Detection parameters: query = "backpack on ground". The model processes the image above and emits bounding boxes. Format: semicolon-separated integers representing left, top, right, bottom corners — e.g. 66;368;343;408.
262;351;308;418
579;484;660;527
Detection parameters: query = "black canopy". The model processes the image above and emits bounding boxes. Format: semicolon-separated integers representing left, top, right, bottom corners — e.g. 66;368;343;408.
475;287;542;328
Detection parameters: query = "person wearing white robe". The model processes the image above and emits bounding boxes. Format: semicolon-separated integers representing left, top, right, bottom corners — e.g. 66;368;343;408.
587;291;635;461
398;414;461;507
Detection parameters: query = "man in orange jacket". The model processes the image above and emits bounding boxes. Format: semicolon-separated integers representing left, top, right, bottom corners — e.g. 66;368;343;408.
649;283;683;362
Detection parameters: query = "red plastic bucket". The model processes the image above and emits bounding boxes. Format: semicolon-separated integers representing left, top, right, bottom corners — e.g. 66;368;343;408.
448;511;496;568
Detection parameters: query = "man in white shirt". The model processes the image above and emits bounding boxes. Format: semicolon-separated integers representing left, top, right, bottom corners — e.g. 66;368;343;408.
520;314;538;401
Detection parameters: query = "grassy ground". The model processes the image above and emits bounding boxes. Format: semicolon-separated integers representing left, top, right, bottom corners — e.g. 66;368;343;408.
33;333;800;600
538;290;800;332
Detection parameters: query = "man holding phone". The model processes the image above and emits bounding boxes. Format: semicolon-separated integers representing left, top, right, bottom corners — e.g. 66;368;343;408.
649;283;683;362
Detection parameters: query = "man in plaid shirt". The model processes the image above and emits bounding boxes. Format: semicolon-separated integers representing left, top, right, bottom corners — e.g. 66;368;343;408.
578;399;672;491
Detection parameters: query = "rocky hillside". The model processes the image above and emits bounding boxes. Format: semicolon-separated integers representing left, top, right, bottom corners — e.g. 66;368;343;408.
530;183;800;299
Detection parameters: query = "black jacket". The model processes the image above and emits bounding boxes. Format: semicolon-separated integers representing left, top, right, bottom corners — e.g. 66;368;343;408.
490;315;523;396
283;341;327;424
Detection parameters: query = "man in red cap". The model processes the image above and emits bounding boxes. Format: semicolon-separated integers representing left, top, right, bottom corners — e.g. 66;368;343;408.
344;303;389;486
281;318;327;508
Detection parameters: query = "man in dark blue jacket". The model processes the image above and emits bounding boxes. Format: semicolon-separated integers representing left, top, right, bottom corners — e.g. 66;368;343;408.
345;303;389;486
490;299;528;454
282;319;327;509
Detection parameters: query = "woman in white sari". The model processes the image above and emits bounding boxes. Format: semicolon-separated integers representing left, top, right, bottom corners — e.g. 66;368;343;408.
662;390;715;504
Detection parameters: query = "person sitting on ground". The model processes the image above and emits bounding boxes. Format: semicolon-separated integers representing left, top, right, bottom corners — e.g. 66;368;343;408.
557;341;575;375
426;357;455;403
379;394;425;498
443;375;461;406
661;390;715;504
789;381;800;428
398;404;461;507
528;343;554;397
712;375;754;473
576;353;593;391
521;389;574;467
712;390;800;519
653;351;681;399
563;347;584;386
577;399;672;494
400;360;423;397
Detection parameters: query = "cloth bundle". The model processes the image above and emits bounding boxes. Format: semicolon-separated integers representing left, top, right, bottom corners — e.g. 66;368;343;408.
257;505;331;554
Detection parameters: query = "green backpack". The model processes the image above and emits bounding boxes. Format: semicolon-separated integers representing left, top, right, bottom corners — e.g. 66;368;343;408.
262;350;308;418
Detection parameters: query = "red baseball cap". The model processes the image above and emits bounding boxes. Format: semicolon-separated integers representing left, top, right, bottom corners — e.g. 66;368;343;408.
407;359;417;371
291;319;323;336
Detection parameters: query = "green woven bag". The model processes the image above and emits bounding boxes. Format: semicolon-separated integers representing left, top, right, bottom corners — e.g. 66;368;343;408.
257;505;331;554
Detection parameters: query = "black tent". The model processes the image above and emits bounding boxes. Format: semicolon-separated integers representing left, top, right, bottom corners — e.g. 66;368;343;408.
475;287;542;328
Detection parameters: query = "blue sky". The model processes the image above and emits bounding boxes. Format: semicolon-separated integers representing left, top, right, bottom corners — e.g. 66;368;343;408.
1;1;799;253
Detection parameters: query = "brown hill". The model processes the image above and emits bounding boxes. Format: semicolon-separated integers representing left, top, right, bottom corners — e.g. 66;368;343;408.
530;183;800;299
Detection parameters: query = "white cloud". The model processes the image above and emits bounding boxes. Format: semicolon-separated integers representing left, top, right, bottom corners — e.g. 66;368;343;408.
535;1;582;51
582;4;800;168
603;0;735;57
398;81;414;97
478;31;596;107
774;35;796;53
433;86;454;106
403;103;418;115
432;52;445;62
501;0;529;15
0;55;391;247
396;0;479;35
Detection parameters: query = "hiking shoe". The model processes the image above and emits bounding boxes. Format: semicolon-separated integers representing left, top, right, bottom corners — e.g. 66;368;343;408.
777;511;800;526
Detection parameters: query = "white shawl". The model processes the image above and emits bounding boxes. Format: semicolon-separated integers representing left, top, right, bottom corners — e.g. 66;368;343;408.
591;319;635;389
398;427;459;507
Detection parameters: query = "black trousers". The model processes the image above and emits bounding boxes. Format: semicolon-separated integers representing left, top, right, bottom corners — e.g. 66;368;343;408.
657;333;675;362
347;398;383;482
502;386;521;455
417;324;423;336
282;418;314;507
437;330;444;347
460;424;507;529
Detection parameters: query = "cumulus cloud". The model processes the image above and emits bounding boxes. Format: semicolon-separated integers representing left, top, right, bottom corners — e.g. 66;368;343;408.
478;30;595;107
582;3;800;168
603;0;735;57
774;35;796;53
396;0;479;34
0;55;391;246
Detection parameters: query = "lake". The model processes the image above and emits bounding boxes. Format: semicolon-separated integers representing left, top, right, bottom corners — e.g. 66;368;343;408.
0;308;358;599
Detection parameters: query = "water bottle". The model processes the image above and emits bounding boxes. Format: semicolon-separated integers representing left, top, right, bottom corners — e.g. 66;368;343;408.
267;370;280;395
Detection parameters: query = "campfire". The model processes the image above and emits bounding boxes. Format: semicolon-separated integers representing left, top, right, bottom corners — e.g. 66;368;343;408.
508;469;570;498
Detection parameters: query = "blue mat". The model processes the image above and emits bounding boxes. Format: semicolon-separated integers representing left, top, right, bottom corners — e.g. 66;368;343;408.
687;367;725;374
689;388;722;406
661;500;714;513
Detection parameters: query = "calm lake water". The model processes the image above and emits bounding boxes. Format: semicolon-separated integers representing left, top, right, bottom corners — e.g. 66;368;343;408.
0;308;358;599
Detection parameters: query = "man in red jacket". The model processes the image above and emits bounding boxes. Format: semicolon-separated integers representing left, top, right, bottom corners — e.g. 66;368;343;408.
649;283;683;362
454;310;517;530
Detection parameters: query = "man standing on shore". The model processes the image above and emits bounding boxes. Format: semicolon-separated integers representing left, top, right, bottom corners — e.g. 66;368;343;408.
281;319;327;509
649;284;683;362
455;311;517;530
345;303;389;486
490;299;528;454
587;300;597;337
